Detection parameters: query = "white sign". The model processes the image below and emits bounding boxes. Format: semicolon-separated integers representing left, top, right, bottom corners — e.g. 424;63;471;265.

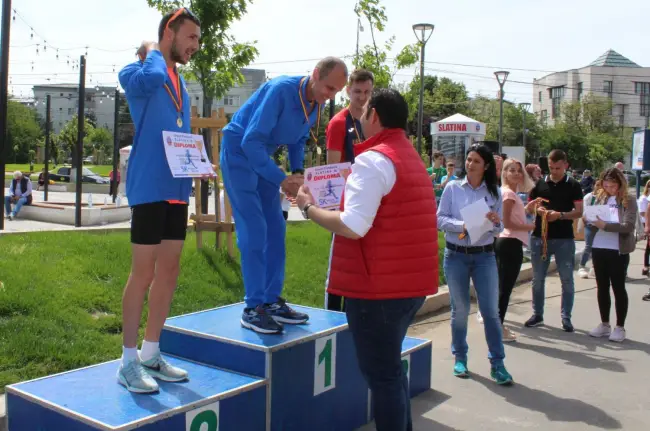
432;121;485;136
163;131;216;178
584;205;619;224
632;130;646;171
402;354;411;383
305;163;351;210
314;333;337;396
186;401;219;431
459;198;494;245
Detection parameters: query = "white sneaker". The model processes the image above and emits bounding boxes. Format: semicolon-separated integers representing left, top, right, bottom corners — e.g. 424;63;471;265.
502;327;517;342
609;326;626;342
117;360;159;393
578;267;589;279
476;311;484;324
589;268;595;278
589;323;611;338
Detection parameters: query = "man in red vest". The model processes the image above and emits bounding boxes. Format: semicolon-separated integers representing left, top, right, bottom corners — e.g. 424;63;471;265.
296;88;438;431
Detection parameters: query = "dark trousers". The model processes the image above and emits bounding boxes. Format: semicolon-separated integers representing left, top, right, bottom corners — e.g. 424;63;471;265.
326;292;346;311
592;248;630;327
495;237;524;323
345;297;425;431
644;238;650;267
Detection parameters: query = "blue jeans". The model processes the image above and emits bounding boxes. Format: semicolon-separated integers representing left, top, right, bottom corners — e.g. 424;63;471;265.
580;225;598;267
443;249;505;367
346;297;425;431
530;237;576;319
4;196;28;217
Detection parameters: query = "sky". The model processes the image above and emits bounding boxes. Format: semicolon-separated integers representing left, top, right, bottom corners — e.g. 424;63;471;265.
3;0;650;108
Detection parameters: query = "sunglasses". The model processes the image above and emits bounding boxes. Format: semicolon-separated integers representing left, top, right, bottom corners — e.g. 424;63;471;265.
165;7;199;32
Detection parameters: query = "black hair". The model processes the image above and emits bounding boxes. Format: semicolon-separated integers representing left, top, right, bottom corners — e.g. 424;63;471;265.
365;88;408;130
158;9;201;42
466;144;499;198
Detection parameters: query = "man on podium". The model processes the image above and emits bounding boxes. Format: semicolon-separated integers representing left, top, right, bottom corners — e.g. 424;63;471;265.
220;57;348;334
296;88;438;431
324;68;374;312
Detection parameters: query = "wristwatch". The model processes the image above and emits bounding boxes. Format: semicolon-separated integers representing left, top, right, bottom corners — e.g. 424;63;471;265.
302;203;314;219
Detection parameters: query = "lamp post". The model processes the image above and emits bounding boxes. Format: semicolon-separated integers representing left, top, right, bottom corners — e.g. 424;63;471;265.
494;70;509;155
519;102;531;151
412;23;434;157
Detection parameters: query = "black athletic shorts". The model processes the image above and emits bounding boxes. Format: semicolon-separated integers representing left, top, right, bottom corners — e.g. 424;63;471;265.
130;201;188;245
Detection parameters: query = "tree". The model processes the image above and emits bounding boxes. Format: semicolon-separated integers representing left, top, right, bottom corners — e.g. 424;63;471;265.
57;115;95;165
6;99;42;164
353;0;419;88
146;0;259;118
88;127;113;165
539;95;629;172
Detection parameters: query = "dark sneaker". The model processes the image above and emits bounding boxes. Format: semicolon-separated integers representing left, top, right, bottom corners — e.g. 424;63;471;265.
524;315;544;327
241;306;284;334
562;318;574;332
491;365;514;386
453;360;469;378
643;291;650;301
264;297;309;324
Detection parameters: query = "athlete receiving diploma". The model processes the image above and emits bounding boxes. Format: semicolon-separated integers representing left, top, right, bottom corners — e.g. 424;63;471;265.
220;57;348;334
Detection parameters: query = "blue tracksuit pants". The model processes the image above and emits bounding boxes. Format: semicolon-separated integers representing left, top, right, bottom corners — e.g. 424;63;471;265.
220;137;286;309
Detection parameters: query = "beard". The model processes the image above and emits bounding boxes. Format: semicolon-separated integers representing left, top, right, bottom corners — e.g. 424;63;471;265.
170;39;187;65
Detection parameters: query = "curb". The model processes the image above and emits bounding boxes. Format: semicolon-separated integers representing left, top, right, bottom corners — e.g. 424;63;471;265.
415;248;584;318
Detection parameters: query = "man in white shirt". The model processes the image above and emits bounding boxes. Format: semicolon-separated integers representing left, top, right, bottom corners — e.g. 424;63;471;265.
296;88;438;431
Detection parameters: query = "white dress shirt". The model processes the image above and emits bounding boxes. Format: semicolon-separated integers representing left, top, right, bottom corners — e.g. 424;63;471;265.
339;151;396;237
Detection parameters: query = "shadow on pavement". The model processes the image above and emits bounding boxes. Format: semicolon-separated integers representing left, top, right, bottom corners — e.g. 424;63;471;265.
410;390;460;431
472;374;623;429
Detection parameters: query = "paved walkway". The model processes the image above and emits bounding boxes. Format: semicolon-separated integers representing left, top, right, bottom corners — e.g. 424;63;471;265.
359;243;650;430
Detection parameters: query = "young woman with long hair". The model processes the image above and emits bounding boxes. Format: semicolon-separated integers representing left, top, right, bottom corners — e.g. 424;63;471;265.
586;168;638;342
496;159;544;342
638;180;650;276
437;144;513;385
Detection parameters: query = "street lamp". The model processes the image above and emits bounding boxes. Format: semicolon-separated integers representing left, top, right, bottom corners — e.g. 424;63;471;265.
519;102;531;150
413;23;434;157
494;70;509;155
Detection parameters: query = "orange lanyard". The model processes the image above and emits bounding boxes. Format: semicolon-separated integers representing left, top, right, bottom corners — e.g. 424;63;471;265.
298;77;321;142
164;69;183;126
350;113;362;142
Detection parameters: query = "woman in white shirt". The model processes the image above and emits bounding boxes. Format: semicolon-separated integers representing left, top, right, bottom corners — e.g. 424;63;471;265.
586;168;638;342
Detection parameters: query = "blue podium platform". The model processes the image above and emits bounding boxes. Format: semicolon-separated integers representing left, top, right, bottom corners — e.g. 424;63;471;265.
6;355;266;431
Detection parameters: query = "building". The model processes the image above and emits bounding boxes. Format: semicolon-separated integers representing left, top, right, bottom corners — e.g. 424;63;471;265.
533;49;650;129
31;68;267;134
32;84;119;135
186;68;266;115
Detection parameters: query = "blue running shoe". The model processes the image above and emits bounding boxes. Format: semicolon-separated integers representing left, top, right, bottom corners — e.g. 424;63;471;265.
264;297;309;324
241;306;284;334
453;360;469;378
491;365;514;385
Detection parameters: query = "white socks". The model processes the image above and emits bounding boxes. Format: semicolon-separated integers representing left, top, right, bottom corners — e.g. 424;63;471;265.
140;340;160;362
122;347;138;365
122;341;160;365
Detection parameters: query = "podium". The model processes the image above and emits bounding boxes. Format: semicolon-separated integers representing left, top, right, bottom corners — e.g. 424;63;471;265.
6;303;433;431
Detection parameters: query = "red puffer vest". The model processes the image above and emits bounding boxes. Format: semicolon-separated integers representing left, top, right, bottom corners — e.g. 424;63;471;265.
327;128;439;300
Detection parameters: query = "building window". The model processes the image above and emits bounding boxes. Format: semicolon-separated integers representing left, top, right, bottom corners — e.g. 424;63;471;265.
549;86;564;119
223;95;240;106
617;105;626;126
577;82;583;100
635;82;650;118
86;95;92;102
538;91;542;102
541;110;548;125
604;81;613;98
68;108;74;115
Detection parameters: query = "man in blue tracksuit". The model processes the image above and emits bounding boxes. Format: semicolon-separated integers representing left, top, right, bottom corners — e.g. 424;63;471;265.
221;57;348;334
116;8;204;394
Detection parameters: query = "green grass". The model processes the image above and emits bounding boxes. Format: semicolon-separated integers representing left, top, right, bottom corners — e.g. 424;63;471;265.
4;164;113;178
0;225;445;391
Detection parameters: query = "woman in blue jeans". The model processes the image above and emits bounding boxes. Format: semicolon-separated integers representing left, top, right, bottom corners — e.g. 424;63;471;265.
437;144;513;385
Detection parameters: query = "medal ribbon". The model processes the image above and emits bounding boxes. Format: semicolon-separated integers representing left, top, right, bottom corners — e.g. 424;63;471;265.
163;70;183;116
299;77;321;142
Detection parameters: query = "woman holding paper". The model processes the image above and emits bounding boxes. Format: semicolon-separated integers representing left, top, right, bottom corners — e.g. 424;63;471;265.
586;168;638;342
437;144;513;386
496;158;542;342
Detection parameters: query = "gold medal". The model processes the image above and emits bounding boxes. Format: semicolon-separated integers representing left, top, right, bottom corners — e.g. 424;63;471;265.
177;117;183;128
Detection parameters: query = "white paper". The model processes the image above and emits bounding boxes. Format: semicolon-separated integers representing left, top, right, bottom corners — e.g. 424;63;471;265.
584;205;618;223
162;131;216;178
459;199;493;245
305;163;351;210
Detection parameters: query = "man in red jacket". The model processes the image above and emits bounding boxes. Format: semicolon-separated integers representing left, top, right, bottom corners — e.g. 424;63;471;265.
296;88;438;431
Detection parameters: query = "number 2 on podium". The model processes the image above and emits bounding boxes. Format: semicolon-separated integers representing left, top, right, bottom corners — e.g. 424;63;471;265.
314;333;337;396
